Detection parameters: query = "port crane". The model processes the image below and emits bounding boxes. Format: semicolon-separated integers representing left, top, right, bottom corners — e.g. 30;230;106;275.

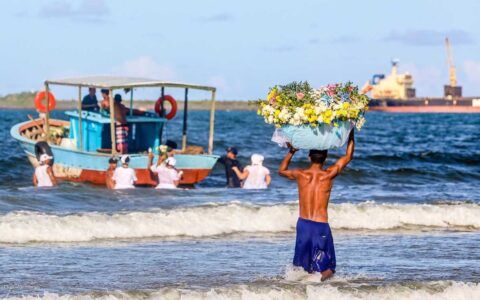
444;37;462;98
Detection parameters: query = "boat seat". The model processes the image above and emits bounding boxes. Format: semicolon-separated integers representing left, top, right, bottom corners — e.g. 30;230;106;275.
180;145;204;155
96;148;112;154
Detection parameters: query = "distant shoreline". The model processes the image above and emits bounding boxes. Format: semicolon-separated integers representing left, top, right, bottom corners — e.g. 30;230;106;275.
0;92;257;111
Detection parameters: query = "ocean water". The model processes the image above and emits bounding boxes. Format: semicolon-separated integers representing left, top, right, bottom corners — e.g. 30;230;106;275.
0;109;479;299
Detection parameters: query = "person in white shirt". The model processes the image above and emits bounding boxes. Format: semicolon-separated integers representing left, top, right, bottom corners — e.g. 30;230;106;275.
232;154;271;189
33;154;57;187
112;155;137;189
148;151;183;189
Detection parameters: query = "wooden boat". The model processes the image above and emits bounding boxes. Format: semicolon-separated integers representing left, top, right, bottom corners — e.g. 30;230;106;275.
10;76;220;186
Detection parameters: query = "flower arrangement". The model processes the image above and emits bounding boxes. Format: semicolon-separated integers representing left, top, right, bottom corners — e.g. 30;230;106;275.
257;81;369;130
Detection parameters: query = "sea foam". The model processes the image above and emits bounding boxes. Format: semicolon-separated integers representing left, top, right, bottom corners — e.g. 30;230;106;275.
1;202;479;243
6;281;480;300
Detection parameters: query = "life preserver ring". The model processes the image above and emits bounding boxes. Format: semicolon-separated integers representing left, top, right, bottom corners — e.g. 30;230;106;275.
34;91;56;113
154;95;177;120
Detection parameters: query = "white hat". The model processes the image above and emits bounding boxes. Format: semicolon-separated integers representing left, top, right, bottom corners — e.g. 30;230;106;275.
166;157;176;167
39;154;53;163
120;155;130;164
251;154;264;165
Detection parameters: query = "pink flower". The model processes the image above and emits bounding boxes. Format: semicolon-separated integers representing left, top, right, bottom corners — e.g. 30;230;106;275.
296;92;305;100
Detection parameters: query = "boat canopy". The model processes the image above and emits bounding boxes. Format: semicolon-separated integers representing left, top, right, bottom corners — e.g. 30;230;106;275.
45;76;216;92
42;76;217;155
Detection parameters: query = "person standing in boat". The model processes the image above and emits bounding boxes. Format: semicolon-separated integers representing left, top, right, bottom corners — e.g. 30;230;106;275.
232;154;271;189
100;89;110;110
81;87;99;111
218;147;243;188
101;92;129;154
33;154;57;187
112;94;129;154
105;157;118;189
112;155;137;189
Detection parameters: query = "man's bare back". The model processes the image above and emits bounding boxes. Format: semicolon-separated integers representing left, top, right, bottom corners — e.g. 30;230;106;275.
278;130;355;280
279;130;355;222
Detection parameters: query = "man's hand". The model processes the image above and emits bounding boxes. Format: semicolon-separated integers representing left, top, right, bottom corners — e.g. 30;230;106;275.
286;142;298;154
348;129;354;141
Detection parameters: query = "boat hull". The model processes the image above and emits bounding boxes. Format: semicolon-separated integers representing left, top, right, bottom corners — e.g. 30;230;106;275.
12;121;219;186
369;98;480;113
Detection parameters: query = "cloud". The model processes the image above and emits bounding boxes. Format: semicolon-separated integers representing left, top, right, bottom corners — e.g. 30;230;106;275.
207;75;244;100
39;0;109;21
113;56;176;80
463;60;480;85
398;62;445;96
382;29;474;46
309;35;360;45
198;13;234;23
331;35;360;44
268;45;297;52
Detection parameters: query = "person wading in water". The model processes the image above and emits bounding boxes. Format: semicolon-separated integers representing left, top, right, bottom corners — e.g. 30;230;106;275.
279;130;355;281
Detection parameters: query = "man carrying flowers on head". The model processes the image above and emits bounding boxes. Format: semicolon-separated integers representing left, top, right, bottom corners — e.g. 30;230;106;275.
279;130;355;281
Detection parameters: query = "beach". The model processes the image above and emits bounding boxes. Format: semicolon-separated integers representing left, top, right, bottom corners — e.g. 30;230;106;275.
1;109;479;298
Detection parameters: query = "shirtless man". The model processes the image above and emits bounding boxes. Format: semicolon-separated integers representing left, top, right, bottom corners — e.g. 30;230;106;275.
279;130;355;281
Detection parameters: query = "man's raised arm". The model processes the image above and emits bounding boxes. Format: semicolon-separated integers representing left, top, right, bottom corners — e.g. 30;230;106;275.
327;130;355;178
278;144;299;180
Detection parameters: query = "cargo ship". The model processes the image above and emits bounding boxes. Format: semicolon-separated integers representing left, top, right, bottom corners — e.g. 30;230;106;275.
364;38;480;113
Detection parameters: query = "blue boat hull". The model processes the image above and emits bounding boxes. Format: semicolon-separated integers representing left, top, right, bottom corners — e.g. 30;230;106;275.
11;120;219;186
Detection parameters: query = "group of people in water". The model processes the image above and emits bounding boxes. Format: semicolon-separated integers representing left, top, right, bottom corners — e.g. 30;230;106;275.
33;143;272;190
31;87;355;281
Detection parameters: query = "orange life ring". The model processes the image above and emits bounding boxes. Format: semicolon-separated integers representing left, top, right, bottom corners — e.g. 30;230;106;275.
154;95;177;119
34;91;56;113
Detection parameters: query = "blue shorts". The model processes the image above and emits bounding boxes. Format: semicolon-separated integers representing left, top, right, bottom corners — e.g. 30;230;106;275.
293;218;336;273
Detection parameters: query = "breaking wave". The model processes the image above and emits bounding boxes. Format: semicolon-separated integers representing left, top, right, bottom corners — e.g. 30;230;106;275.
6;281;480;300
1;201;479;243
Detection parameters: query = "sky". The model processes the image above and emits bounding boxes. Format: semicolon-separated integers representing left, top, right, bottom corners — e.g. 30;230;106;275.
1;0;480;100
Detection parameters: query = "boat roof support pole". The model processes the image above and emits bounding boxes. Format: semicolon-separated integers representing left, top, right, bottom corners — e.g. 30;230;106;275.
44;83;50;143
160;87;165;117
159;87;165;145
78;87;83;151
208;89;216;154
129;89;133;116
109;89;117;155
182;88;188;151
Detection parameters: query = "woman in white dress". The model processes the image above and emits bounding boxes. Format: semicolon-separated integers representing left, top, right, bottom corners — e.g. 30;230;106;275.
112;155;137;189
33;154;57;187
232;154;271;189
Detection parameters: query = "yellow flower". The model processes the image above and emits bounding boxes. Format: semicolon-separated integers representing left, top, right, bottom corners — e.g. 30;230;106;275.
337;109;347;117
342;102;350;109
267;89;277;101
274;109;281;117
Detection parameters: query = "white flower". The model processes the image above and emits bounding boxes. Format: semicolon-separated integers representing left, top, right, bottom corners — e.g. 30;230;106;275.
314;102;328;114
356;116;366;130
267;115;274;123
278;108;292;122
262;105;275;115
